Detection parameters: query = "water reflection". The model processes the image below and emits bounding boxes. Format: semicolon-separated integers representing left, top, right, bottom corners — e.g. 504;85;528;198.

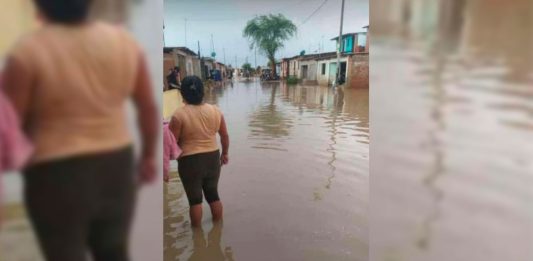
249;85;292;141
372;0;533;260
189;223;234;261
165;80;369;260
416;43;447;250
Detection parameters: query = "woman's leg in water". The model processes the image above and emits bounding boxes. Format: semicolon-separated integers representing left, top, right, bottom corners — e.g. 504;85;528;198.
209;201;223;222
189;204;203;227
178;155;205;227
204;151;223;222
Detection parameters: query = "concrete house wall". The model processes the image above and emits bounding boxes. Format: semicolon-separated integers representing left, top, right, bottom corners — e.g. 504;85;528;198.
299;59;318;84
316;57;349;86
280;60;289;78
163;52;177;90
289;59;299;77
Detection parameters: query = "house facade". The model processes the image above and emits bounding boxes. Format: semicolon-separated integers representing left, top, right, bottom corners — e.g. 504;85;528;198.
163;47;201;89
332;31;369;54
346;53;369;88
279;25;369;88
316;54;350;86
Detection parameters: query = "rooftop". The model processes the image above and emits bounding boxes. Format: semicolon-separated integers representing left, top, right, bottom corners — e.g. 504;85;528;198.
330;32;367;41
164;47;197;56
282;51;345;61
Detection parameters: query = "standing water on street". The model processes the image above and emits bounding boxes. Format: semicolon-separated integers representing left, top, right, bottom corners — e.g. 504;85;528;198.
164;80;369;261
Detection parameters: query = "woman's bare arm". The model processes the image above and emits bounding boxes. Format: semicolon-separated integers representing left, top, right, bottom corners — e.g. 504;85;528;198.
219;115;229;165
132;54;158;183
169;114;181;144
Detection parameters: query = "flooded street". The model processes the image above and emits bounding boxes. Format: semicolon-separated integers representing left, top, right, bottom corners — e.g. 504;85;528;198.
164;81;369;260
371;1;533;260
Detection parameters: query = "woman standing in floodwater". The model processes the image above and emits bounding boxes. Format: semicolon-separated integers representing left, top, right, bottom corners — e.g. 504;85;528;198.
1;0;158;260
169;76;230;227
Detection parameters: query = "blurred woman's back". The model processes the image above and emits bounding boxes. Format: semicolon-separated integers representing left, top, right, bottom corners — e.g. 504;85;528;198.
10;22;140;163
1;1;157;260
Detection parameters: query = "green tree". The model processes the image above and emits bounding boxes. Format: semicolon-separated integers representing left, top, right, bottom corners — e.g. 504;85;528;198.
243;14;297;77
242;63;253;78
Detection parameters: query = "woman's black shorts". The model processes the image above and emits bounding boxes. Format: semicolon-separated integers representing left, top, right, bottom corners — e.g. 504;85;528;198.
178;150;221;206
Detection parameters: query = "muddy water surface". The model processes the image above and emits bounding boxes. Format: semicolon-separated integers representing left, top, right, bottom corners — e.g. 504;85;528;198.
164;81;369;261
371;1;533;260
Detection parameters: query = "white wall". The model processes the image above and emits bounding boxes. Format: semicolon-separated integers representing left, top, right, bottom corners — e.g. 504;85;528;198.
299;60;318;81
317;57;349;86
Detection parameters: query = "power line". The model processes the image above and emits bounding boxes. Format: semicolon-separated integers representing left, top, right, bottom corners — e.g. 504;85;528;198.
269;0;308;15
301;0;330;25
179;0;309;22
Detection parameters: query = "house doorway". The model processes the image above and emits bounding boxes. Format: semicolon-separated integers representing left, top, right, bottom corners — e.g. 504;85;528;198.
302;65;309;79
328;63;337;85
340;61;347;84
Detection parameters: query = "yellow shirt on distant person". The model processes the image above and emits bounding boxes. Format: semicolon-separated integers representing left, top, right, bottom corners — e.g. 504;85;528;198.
8;22;141;164
172;103;222;157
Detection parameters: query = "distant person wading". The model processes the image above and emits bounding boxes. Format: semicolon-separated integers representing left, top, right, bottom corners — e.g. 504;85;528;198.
169;76;230;227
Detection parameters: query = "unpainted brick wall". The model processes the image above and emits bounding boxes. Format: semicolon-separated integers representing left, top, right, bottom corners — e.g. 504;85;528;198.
348;54;369;89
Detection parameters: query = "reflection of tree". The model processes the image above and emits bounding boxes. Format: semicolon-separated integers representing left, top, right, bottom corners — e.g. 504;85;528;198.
416;39;448;252
249;85;293;139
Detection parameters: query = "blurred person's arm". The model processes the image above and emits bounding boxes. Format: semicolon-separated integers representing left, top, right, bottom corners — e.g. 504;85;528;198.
169;114;181;151
2;56;33;126
219;115;229;165
133;54;158;184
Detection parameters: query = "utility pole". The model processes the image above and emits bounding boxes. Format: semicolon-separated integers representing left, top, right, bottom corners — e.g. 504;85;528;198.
199;40;206;80
184;18;187;48
254;47;257;68
223;48;226;65
197;41;201;58
210;34;215;59
335;0;345;89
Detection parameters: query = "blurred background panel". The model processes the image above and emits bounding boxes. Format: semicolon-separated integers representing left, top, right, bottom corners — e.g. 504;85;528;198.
371;0;533;261
127;1;164;261
0;0;163;260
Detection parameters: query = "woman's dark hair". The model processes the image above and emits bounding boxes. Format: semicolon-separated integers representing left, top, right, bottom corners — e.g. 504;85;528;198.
180;76;204;105
34;0;93;24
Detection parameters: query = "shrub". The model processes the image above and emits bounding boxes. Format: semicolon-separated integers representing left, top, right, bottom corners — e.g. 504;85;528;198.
286;76;299;85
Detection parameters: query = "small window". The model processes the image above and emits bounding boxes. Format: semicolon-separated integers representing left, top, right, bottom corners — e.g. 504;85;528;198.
321;63;326;75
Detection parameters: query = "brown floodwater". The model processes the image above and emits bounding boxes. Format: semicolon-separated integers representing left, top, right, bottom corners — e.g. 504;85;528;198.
164;81;369;260
371;1;533;261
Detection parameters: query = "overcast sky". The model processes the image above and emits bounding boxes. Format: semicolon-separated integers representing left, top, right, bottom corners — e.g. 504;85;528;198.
164;0;368;67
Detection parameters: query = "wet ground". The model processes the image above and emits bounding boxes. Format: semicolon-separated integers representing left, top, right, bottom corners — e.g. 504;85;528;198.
164;80;369;261
0;172;41;261
0;203;41;261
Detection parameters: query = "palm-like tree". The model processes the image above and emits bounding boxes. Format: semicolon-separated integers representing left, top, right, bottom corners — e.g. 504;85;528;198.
242;62;253;79
243;14;297;77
